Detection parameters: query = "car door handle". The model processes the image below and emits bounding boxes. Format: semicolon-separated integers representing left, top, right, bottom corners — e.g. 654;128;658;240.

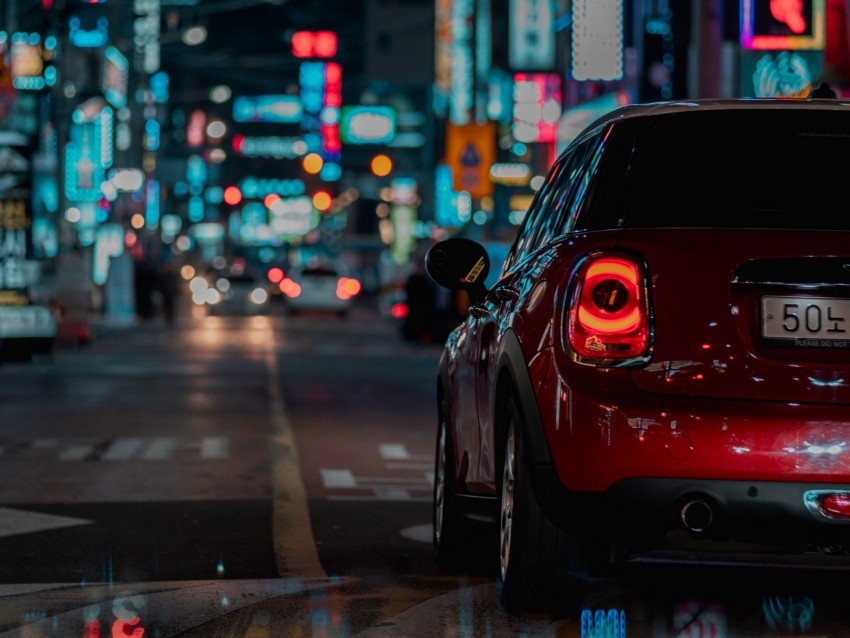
494;285;519;303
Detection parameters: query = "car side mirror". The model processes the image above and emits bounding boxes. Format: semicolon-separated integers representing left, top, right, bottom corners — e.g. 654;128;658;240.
425;238;490;306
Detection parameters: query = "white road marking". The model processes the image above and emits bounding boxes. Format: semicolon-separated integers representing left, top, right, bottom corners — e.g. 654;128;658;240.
379;443;410;460
320;468;432;502
378;443;431;463
0;507;92;539
320;468;357;488
102;438;144;461
143;437;179;460
201;436;229;459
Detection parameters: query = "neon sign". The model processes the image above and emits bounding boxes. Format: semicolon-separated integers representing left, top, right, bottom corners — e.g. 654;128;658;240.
741;0;825;50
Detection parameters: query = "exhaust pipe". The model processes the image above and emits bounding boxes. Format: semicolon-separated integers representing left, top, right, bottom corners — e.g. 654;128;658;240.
680;498;714;534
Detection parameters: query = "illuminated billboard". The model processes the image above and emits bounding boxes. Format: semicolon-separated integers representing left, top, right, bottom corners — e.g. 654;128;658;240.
102;46;128;109
291;31;337;58
1;31;57;90
513;73;561;144
571;0;624;81
340;106;396;144
232;95;302;123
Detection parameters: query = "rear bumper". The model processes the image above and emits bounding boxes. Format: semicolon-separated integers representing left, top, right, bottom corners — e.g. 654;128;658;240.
532;466;850;545
538;370;850;492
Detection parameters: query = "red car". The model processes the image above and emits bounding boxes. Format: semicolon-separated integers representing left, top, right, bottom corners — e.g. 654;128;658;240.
426;98;850;615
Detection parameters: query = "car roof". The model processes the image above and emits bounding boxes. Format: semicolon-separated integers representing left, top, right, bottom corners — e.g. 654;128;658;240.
584;97;850;134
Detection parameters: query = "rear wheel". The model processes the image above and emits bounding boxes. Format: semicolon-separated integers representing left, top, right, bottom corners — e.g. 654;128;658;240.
433;406;466;569
497;395;592;616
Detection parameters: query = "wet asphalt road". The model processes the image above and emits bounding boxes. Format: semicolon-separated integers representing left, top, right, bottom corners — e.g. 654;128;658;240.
0;299;850;636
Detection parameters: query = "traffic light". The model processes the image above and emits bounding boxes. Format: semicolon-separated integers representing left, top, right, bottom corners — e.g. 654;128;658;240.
741;0;825;50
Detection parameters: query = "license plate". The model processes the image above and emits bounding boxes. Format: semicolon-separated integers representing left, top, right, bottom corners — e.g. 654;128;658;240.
762;296;850;346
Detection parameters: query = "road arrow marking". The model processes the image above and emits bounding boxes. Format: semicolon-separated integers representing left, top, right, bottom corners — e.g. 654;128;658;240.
0;507;93;538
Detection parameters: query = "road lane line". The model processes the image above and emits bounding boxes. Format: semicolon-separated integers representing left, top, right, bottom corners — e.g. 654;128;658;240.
266;331;327;580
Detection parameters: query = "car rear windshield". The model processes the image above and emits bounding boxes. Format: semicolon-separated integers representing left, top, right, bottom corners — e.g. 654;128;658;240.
623;109;850;231
301;266;338;276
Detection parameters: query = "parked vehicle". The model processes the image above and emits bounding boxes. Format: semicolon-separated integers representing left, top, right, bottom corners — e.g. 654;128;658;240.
425;98;850;616
0;303;57;360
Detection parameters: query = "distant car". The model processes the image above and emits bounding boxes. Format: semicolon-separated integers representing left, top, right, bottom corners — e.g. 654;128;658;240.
279;264;360;318
0;304;57;360
192;269;270;315
426;98;850;616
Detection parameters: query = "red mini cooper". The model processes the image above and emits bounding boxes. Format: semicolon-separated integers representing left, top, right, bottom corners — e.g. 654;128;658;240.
425;98;850;615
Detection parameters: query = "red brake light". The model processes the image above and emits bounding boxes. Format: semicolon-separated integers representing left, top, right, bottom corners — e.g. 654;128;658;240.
336;277;361;300
391;302;409;319
567;253;650;364
267;267;284;283
279;278;301;298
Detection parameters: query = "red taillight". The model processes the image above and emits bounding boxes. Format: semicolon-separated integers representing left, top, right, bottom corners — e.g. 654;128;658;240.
567;253;650;363
279;278;301;298
267;267;284;283
391;302;409;319
337;277;361;300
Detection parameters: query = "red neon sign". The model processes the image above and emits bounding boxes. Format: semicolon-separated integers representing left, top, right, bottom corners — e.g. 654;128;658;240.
292;31;337;58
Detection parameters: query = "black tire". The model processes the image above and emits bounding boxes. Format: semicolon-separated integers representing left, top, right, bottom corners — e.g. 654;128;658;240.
432;402;467;570
497;395;592;616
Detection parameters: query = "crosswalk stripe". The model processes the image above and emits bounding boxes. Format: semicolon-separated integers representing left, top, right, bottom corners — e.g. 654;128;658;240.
143;437;179;460
379;443;410;460
321;468;357;488
201;436;229;459
102;438;144;461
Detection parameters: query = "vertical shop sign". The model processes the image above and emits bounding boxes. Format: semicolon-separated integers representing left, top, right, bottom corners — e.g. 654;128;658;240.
0;133;31;298
434;0;454;117
449;0;474;124
445;121;496;198
571;0;624;81
509;0;555;70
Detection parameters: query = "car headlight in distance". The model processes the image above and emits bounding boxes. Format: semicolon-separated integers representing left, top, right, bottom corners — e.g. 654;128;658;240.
190;276;211;305
249;287;269;305
566;251;651;366
204;288;222;305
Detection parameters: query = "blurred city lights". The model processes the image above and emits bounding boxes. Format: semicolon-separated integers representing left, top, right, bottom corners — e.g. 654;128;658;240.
209;85;231;104
302;152;324;174
312;191;332;211
182;26;207;46
223;186;242;205
370;154;392;177
267;267;284;283
206;119;227;140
